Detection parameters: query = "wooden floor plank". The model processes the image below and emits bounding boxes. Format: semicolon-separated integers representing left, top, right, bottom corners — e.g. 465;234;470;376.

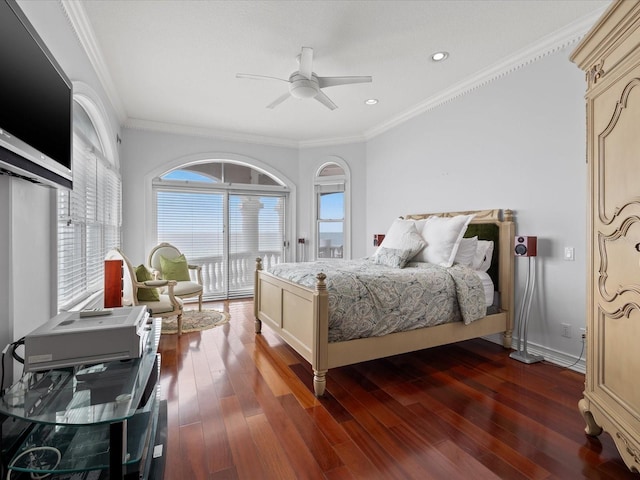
156;299;637;479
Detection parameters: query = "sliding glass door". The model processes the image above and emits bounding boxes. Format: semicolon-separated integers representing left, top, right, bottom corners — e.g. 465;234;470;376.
154;164;287;300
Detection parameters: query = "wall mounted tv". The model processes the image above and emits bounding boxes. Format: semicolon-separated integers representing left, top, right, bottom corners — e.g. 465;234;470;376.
0;0;72;189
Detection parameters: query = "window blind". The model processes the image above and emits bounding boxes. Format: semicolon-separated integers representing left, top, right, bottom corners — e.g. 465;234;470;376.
57;132;121;311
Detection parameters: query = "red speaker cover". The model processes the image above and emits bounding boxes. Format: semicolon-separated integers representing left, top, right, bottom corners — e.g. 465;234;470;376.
514;236;537;257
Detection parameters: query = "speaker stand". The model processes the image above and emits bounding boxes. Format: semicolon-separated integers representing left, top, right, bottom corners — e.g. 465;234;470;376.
510;256;543;364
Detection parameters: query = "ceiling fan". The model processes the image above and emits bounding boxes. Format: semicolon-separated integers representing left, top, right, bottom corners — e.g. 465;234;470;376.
236;47;372;110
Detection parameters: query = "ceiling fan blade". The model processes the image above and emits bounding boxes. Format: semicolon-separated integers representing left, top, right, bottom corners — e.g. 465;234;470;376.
314;90;337;110
236;73;289;83
317;76;373;88
266;92;291;109
299;47;313;80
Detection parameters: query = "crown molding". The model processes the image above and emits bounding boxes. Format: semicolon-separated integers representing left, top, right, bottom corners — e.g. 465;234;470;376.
59;0;127;123
364;6;607;141
298;134;367;149
124;118;300;149
124;118;367;149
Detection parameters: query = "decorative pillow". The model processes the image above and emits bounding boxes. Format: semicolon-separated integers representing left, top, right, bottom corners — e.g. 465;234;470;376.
472;240;494;272
454;236;478;266
135;264;160;302
413;214;475;267
375;218;426;259
373;247;415;268
160;254;190;281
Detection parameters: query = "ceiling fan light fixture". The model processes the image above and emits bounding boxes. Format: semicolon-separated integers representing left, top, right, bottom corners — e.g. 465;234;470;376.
289;74;319;99
431;51;449;62
290;83;318;99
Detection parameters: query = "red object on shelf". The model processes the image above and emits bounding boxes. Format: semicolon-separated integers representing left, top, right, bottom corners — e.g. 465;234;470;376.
373;234;385;247
104;259;123;308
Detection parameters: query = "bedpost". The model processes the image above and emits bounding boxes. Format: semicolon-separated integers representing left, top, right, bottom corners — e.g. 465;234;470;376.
500;209;515;348
312;272;329;396
254;257;263;334
503;209;514;223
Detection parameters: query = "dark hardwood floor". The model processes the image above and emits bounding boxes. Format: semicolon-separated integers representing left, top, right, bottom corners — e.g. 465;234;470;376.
157;299;636;479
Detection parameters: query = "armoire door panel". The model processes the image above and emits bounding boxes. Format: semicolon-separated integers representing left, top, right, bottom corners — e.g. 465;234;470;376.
599;307;640;418
597;217;640;302
596;76;640;224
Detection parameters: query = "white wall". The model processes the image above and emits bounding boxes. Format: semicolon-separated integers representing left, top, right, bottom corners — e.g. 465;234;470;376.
366;47;587;363
0;176;55;384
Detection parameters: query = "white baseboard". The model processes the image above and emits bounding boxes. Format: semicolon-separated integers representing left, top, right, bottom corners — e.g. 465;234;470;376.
483;333;585;374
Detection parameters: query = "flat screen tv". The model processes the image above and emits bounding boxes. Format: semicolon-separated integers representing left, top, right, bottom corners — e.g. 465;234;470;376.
0;0;72;189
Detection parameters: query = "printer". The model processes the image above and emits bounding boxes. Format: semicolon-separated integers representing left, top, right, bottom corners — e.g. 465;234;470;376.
24;306;152;372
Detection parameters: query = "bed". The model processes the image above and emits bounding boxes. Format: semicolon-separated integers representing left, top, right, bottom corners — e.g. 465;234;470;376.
254;208;515;396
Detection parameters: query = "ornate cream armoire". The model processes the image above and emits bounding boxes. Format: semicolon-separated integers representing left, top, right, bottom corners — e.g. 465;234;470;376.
571;0;640;472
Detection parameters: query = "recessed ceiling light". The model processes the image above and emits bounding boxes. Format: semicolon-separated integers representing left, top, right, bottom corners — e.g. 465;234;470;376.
365;98;378;105
431;51;449;62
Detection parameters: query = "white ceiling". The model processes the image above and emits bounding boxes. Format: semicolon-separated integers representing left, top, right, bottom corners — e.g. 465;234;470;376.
67;0;609;147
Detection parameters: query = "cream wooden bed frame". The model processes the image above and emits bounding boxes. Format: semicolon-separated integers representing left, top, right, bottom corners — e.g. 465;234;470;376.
254;209;515;396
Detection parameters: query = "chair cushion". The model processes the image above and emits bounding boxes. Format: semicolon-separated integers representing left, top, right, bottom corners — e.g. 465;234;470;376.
160;254;190;281
146;294;182;315
135;265;160;302
174;281;203;297
143;295;183;314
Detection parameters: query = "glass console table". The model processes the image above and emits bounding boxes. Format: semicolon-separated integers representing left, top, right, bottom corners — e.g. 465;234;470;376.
0;317;162;480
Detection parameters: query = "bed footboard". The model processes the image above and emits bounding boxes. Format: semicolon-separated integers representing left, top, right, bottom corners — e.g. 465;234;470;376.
254;258;329;396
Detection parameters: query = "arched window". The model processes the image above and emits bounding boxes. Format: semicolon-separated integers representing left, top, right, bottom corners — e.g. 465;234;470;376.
153;161;288;300
314;161;349;260
57;99;121;310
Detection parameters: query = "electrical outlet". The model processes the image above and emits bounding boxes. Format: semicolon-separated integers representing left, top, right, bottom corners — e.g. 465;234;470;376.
580;327;586;341
561;323;571;338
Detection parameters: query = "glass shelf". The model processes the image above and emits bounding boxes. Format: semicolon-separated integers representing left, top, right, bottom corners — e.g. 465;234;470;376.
6;382;160;476
0;318;162;479
0;318;160;426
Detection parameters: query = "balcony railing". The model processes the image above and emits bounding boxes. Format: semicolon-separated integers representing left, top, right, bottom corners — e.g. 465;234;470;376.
190;250;282;298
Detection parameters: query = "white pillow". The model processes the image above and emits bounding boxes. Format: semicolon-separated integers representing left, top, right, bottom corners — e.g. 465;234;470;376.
472;240;494;272
454;236;478;267
375;218;426;258
413;214;475;267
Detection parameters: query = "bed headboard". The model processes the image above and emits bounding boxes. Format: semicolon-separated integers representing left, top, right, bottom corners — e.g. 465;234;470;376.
403;209;515;316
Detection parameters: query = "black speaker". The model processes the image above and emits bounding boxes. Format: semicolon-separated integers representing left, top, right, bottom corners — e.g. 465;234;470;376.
514;236;537;257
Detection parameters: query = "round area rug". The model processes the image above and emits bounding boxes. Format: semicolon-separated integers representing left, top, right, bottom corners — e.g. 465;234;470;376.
161;309;230;335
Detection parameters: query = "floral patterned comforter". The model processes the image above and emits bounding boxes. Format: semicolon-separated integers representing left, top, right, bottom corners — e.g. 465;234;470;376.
267;259;487;343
